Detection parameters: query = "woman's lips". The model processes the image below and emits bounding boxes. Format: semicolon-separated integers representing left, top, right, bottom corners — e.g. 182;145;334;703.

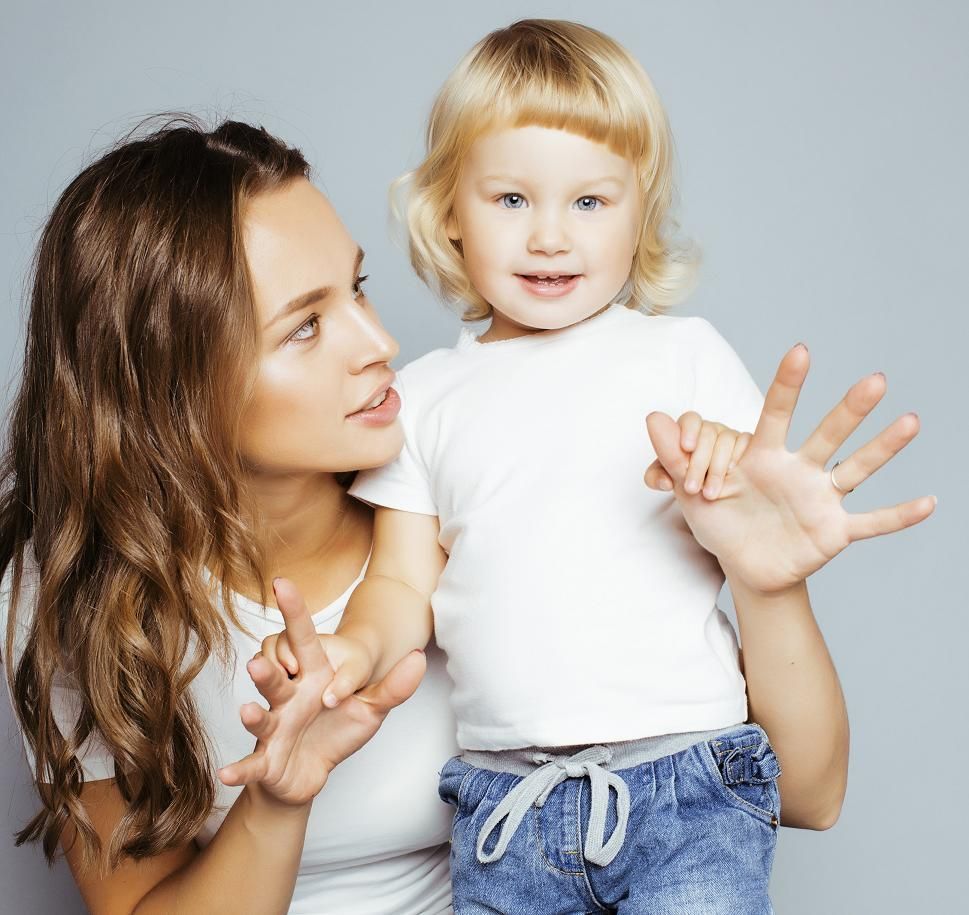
516;274;581;298
347;386;401;426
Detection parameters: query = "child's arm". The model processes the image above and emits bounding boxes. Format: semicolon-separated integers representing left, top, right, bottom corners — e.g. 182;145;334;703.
645;342;934;830
262;507;445;708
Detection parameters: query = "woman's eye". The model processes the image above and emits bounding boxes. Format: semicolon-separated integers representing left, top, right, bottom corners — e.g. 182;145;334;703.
574;196;602;211
290;314;319;344
352;274;370;300
498;194;526;209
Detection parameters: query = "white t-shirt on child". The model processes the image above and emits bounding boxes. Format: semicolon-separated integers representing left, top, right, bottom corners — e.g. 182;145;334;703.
2;552;457;915
350;304;765;752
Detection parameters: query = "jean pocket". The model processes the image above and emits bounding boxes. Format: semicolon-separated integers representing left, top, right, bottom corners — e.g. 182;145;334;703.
439;758;504;845
701;725;782;827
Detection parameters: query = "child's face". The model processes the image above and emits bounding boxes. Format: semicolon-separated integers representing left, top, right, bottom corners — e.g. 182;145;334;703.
448;125;641;340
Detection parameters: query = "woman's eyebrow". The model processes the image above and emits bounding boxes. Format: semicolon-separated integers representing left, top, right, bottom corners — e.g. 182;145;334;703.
266;247;365;328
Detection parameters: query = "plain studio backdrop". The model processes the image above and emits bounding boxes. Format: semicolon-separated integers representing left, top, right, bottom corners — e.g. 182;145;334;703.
1;2;964;912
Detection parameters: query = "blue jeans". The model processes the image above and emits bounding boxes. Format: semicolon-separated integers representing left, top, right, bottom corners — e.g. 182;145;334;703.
438;723;781;914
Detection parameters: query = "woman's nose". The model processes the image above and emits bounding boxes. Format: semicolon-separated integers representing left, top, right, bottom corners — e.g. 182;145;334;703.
343;299;399;373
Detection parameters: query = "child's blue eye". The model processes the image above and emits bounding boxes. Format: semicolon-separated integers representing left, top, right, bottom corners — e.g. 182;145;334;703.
499;194;526;209
575;196;602;211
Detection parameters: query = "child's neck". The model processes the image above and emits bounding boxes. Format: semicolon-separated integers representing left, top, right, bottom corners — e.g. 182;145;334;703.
479;302;615;343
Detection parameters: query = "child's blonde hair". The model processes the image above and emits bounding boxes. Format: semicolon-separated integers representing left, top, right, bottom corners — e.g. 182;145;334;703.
396;18;698;321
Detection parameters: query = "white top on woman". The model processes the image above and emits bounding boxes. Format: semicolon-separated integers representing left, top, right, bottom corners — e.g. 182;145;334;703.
2;553;458;914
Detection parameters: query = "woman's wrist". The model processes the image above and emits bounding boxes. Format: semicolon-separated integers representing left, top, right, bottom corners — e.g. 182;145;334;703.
241;782;314;833
725;571;809;614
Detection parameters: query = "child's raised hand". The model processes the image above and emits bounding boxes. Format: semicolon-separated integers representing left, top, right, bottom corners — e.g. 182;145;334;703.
644;412;752;500
644;344;936;595
259;628;377;709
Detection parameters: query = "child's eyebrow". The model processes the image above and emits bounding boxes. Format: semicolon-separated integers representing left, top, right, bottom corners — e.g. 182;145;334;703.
477;175;629;191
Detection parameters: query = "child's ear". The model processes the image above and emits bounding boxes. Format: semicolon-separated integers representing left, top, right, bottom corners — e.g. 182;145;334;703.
445;210;461;241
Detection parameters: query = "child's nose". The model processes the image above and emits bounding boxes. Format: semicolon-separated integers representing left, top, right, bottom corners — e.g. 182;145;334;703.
527;212;572;256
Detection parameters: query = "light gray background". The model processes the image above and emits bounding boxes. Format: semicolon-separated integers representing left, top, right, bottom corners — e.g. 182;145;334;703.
1;1;964;912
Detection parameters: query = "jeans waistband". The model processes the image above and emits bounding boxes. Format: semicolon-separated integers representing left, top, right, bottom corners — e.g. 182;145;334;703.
461;722;742;777
465;723;747;869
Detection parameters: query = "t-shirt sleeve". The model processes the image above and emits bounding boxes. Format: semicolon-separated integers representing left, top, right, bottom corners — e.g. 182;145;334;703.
688;317;765;435
2;559;116;783
349;372;438;516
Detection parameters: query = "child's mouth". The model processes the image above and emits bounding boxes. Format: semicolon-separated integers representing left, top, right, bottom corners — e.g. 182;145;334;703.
516;274;582;297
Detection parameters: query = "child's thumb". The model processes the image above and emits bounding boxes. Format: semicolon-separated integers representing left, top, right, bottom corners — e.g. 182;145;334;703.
645;412;690;481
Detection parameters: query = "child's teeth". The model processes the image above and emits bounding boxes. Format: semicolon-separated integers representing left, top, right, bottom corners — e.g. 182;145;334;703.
366;391;387;409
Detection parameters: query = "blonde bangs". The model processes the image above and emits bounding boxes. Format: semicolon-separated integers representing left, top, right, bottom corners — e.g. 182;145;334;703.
400;19;697;322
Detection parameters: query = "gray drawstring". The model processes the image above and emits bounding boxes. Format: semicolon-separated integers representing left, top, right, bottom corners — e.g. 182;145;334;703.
475;745;630;867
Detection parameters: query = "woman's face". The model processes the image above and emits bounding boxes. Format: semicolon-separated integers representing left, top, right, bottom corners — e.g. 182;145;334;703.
239;178;403;475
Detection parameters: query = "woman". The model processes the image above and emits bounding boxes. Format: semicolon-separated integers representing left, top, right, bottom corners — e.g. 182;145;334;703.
1;117;457;913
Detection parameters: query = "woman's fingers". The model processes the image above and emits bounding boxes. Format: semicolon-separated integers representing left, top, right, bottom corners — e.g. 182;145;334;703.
800;372;887;466
239;701;277;740
273;577;329;676
218;750;268;787
753;344;810;449
846;494;937;542
825;412;921;495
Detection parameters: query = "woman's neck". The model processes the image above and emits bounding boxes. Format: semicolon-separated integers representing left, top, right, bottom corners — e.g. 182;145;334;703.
242;471;373;612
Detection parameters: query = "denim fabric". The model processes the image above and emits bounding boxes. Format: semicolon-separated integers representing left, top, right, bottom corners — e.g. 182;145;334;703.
438;723;781;914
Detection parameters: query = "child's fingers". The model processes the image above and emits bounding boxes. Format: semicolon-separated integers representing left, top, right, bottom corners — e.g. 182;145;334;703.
276;635;299;676
677;411;703;452
321;651;377;709
702;431;738;499
259;632;299;676
684;422;720;494
728;432;753;471
643;458;674;492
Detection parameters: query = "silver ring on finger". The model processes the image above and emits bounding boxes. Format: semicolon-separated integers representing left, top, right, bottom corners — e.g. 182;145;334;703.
830;460;854;494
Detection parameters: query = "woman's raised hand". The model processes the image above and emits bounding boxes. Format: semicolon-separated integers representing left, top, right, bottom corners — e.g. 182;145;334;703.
645;343;936;595
217;578;426;805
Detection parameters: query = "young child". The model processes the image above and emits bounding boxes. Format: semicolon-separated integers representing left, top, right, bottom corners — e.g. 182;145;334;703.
254;19;932;913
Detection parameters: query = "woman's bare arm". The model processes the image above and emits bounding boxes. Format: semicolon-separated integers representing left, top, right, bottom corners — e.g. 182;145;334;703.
730;576;849;831
64;780;309;915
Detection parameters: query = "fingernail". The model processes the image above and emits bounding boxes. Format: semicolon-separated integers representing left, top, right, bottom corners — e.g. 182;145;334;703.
872;371;885;378
908;411;919;420
795;342;808;352
659;478;673;491
930;495;938;507
685;479;699;494
683;437;696;450
323;692;338;708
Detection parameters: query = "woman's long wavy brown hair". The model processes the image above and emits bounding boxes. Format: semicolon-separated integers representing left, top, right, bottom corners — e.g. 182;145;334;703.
0;115;309;872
